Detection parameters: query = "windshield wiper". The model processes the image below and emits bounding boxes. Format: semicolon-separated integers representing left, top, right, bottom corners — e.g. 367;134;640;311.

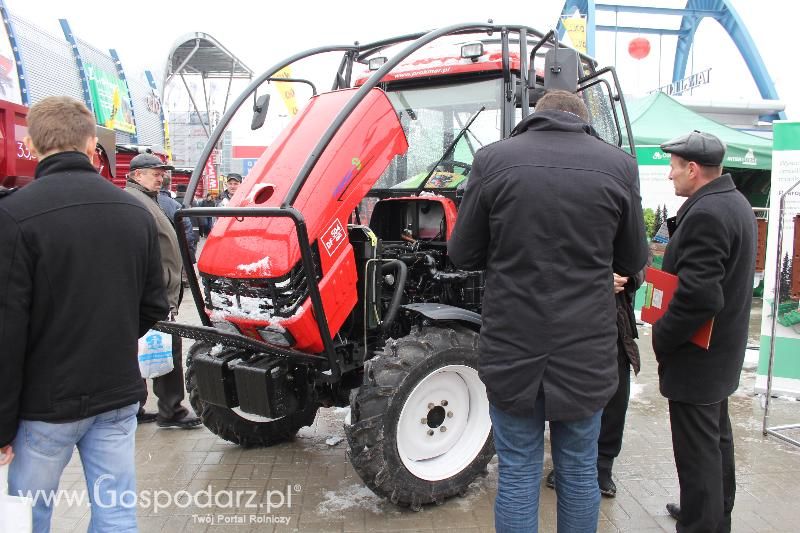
415;106;485;193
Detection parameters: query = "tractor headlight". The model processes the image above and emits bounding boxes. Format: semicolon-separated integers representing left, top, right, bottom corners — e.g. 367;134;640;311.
257;325;294;347
461;42;484;62
368;56;388;70
212;320;240;335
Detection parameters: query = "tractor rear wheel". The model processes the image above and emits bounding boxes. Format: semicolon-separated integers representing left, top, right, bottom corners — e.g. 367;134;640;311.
185;341;318;447
345;325;494;509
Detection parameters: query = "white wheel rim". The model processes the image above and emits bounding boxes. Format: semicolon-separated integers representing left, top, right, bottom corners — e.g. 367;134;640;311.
396;364;491;481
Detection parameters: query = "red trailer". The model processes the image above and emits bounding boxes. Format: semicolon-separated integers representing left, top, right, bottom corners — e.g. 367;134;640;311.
0;99;37;189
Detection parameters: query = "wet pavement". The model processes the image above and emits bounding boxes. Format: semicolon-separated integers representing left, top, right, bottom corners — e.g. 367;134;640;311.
47;295;800;532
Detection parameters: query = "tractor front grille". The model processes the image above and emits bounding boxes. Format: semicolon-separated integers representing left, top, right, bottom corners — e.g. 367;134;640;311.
203;245;322;319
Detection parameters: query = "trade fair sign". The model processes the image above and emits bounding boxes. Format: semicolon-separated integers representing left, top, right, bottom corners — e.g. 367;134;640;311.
757;121;800;396
85;61;136;134
0;15;22;104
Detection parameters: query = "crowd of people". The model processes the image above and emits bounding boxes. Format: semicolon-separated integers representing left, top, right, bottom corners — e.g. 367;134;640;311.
0;93;756;533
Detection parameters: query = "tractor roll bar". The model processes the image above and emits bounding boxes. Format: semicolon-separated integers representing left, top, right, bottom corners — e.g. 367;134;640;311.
282;22;497;207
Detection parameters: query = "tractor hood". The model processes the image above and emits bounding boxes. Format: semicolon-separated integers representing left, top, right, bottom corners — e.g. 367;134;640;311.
199;88;407;278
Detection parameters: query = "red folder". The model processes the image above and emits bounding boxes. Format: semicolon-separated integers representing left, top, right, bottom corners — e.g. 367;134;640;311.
640;267;714;350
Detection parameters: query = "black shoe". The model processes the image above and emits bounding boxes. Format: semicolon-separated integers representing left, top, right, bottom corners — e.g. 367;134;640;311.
136;411;157;424
157;414;202;429
545;470;555;489
598;470;617;498
666;502;681;521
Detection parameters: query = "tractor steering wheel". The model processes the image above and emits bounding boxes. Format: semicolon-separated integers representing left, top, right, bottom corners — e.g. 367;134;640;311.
434;159;472;176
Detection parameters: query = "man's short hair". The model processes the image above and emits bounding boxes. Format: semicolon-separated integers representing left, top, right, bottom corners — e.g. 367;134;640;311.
536;90;589;122
27;96;96;155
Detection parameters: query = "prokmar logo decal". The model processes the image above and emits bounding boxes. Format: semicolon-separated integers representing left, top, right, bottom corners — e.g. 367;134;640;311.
743;148;757;165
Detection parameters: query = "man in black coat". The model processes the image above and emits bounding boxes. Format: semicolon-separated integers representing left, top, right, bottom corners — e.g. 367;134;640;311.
653;131;757;533
449;90;648;532
0;96;169;530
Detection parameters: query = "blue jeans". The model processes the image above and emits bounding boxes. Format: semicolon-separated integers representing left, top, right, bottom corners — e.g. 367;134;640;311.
8;403;139;533
490;400;602;533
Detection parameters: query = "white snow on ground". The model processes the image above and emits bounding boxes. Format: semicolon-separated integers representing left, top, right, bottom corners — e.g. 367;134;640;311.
325;436;344;446
743;346;760;369
237;256;272;275
316;483;385;514
629;380;647;403
452;460;498;510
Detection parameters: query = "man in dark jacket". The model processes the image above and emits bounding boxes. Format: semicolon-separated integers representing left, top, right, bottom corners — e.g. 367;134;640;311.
216;173;241;206
158;175;197;264
0;96;168;530
126;153;201;429
449;90;647;532
546;269;645;498
654;131;757;533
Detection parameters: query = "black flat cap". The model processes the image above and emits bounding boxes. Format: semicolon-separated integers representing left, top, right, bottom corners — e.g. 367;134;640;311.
660;130;726;166
129;153;174;172
226;173;242;183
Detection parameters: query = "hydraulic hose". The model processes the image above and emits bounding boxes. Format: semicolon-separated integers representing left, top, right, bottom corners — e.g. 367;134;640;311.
380;259;408;332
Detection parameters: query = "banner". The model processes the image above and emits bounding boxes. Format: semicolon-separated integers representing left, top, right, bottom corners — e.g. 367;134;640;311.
205;149;218;193
85;62;136;134
757;121;800;396
561;15;587;53
0;18;22;104
273;66;299;116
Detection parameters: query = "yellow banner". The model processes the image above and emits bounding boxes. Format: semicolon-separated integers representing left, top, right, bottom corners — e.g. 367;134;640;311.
562;15;587;53
274;66;299;116
163;118;173;162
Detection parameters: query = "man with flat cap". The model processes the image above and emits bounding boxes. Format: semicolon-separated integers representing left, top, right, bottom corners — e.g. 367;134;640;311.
653;131;756;532
126;153;201;429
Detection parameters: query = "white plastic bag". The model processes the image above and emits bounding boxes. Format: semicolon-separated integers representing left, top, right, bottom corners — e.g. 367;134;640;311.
138;329;174;378
0;463;33;533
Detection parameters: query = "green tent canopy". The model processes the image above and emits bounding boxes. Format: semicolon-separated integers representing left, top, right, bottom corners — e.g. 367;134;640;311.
622;92;772;170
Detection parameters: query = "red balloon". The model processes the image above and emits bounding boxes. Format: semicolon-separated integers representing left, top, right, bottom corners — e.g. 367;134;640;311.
628;37;651;60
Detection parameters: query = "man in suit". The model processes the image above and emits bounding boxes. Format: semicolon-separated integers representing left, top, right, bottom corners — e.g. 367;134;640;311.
653;131;757;533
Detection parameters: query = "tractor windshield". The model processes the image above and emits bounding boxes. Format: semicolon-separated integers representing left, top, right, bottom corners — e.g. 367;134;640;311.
372;78;504;191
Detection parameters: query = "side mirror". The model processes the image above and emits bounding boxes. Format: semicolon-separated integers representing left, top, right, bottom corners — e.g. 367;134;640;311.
251;94;271;130
544;47;579;93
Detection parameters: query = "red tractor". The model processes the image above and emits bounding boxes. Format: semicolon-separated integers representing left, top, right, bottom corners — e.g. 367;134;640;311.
162;22;634;509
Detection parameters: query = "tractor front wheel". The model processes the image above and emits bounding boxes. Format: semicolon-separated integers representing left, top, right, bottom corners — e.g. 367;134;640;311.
185;341;318;447
345;325;494;509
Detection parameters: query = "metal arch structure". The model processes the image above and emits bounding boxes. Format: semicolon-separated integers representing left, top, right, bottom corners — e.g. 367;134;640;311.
58;19;94;114
162;33;253;139
557;0;785;121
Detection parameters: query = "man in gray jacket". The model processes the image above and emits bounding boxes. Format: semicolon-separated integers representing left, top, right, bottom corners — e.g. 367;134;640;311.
126;153;200;429
449;90;647;533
